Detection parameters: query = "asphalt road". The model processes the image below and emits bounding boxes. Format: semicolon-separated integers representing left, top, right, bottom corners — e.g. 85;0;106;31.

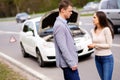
0;16;120;80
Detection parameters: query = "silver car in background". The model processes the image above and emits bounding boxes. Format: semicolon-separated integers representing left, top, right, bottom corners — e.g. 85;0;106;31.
98;0;120;34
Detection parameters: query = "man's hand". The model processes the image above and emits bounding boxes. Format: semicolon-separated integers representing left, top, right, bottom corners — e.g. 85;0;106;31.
71;65;77;71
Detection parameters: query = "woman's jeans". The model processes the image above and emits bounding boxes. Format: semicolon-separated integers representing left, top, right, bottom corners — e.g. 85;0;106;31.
95;54;114;80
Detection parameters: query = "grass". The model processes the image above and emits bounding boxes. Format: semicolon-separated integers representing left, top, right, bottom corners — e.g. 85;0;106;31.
80;13;93;16
0;61;27;80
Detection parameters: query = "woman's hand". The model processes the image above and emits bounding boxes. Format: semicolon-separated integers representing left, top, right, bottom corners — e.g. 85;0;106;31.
88;44;95;49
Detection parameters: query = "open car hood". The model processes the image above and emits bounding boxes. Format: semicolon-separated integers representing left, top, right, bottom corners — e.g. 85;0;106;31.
39;8;80;31
38;8;85;42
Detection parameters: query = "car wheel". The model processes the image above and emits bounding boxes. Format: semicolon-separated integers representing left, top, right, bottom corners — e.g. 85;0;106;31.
36;49;45;67
20;43;29;58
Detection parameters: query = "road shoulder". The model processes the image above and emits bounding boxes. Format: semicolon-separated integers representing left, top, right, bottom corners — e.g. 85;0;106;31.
0;52;52;80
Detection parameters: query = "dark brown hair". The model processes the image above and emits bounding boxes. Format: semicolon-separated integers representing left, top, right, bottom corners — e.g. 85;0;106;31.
95;11;114;39
59;0;72;12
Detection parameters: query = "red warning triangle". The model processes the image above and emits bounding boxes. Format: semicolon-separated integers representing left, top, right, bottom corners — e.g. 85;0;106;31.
9;36;16;43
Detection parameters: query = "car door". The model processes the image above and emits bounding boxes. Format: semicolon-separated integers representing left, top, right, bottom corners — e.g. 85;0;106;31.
23;21;36;56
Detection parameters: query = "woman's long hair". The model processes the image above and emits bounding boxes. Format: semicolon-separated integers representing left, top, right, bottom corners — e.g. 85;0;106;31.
95;11;114;39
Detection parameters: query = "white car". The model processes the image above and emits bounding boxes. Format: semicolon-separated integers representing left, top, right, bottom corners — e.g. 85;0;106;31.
20;9;94;67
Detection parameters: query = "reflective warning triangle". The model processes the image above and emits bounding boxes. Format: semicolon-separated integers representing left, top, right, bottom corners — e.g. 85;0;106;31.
9;36;16;43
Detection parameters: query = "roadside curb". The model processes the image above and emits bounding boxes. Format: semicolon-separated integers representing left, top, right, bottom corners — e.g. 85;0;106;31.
0;52;52;80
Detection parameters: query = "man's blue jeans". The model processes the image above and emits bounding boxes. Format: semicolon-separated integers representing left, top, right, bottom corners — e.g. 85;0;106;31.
95;54;114;80
62;67;80;80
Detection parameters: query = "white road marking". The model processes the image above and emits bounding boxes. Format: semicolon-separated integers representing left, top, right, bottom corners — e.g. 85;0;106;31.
0;31;20;34
112;44;120;47
0;52;52;80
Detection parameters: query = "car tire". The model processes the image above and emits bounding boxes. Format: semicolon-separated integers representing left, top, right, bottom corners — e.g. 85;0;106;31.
36;49;45;67
20;43;29;58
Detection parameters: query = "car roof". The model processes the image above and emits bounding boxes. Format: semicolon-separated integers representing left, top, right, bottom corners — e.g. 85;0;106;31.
16;12;28;16
100;0;117;2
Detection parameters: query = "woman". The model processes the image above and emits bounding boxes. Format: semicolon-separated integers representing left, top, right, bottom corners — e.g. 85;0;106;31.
88;11;114;80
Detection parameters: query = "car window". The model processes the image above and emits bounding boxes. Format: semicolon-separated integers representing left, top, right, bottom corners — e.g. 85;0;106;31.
23;22;34;34
35;21;40;33
28;22;34;32
23;25;28;32
100;1;108;9
20;13;28;16
101;0;119;9
117;0;120;9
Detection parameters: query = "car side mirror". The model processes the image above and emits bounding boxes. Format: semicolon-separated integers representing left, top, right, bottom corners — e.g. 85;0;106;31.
26;31;33;36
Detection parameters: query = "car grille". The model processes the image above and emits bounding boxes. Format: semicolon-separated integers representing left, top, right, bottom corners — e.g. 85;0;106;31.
77;49;83;54
88;48;93;51
47;56;55;59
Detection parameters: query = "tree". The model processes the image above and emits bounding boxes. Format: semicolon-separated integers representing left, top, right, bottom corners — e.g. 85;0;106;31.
0;0;101;17
13;0;24;13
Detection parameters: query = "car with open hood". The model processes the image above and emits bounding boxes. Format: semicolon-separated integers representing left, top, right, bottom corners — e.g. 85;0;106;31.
20;9;94;67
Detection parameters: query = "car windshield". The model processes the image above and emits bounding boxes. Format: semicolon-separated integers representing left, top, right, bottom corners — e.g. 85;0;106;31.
36;21;85;41
36;21;40;32
17;13;28;17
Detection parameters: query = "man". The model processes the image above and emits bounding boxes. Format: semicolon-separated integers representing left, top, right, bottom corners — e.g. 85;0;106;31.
53;0;80;80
